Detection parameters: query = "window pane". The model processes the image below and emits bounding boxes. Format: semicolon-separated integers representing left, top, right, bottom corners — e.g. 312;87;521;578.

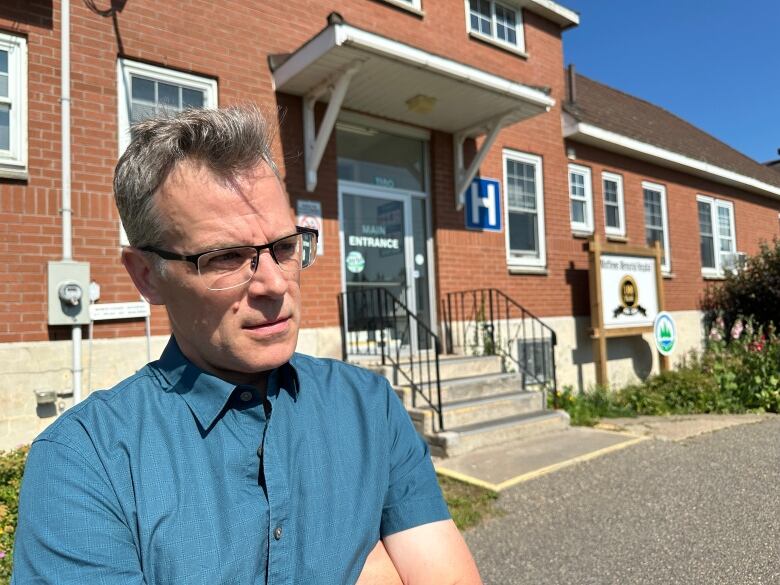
697;201;712;236
131;76;155;102
570;172;585;199
643;189;662;228
508;211;538;254
0;104;9;150
606;205;620;228
182;87;204;108
720;237;733;253
469;0;491;34
506;159;536;210
571;200;585;224
603;179;618;203
130;102;156;124
0;73;7;99
157;82;180;109
0;50;7;74
717;206;732;238
495;3;517;45
700;235;715;268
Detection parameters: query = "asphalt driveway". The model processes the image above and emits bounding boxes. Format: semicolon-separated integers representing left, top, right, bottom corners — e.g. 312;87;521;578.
465;417;780;585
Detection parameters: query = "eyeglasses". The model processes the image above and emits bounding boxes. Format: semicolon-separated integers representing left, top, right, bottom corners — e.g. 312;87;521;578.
140;226;318;291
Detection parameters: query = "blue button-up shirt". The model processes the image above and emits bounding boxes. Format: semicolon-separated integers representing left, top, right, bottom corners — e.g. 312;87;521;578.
12;338;449;584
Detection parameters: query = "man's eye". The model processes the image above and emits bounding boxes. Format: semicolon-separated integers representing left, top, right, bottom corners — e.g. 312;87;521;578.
204;252;247;270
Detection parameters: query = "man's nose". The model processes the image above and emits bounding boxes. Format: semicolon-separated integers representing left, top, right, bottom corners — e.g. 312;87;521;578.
246;250;288;297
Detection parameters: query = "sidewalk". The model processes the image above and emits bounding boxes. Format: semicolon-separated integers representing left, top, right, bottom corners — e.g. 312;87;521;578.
435;413;772;491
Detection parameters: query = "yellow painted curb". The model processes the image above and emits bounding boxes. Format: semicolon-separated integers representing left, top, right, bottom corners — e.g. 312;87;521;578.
436;466;500;492
436;434;649;493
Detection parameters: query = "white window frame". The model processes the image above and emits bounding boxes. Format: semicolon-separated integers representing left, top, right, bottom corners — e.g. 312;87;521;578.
642;181;671;273
117;59;218;245
503;149;546;269
464;0;526;55
568;164;593;234
381;0;423;14
0;32;28;179
602;171;625;237
696;194;736;277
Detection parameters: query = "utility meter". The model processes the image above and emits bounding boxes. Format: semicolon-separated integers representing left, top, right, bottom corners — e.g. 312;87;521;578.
48;261;91;325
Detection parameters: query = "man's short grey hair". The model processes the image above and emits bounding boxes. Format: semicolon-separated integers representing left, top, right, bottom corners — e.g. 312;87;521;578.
114;105;280;249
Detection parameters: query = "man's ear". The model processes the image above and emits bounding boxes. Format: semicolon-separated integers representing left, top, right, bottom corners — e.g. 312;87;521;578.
122;247;166;305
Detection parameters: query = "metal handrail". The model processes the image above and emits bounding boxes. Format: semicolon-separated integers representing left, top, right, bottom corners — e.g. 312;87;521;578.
440;288;559;407
338;287;444;430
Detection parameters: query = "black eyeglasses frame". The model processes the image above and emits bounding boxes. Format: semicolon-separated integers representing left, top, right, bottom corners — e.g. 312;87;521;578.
139;226;319;270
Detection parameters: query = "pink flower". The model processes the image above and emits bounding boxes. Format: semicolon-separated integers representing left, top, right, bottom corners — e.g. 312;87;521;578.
716;316;725;329
709;328;722;342
731;320;744;340
0;550;6;559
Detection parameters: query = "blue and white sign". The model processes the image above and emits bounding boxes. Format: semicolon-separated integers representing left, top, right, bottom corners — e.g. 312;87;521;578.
465;178;502;232
653;311;677;356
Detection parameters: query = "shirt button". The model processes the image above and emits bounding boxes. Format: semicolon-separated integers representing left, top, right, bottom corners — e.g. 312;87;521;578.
240;391;253;402
257;445;263;458
273;526;283;540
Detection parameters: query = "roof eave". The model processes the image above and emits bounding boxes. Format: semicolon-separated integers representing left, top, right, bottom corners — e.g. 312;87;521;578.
519;0;580;29
563;115;780;200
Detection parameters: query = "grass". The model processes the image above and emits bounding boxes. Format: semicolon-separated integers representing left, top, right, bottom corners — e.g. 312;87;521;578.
438;474;500;530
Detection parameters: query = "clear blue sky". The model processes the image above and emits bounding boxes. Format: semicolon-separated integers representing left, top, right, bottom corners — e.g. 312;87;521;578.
561;0;779;163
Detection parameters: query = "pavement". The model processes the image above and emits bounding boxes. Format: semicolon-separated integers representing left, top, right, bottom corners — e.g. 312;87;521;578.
435;413;771;492
463;414;780;585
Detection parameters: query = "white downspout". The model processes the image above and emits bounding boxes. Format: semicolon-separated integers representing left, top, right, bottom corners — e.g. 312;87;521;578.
61;0;81;403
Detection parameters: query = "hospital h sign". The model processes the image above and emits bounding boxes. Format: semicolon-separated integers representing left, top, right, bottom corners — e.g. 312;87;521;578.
465;177;502;232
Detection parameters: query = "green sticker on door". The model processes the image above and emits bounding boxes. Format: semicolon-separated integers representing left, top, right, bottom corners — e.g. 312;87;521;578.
346;251;366;274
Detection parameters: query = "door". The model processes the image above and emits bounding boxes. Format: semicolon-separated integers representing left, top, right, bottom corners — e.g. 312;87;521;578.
339;184;432;353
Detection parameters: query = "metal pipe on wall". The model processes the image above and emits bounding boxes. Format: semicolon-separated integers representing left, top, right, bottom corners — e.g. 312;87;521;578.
60;0;82;403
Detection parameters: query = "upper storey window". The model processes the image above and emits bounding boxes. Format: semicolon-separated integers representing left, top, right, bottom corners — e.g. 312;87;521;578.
0;32;27;179
467;0;525;54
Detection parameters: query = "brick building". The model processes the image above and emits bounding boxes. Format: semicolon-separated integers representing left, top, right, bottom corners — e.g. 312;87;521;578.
1;0;778;449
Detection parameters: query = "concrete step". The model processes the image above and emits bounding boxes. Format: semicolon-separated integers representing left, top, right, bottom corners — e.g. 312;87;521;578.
426;410;570;458
395;372;527;408
370;354;504;385
409;390;544;434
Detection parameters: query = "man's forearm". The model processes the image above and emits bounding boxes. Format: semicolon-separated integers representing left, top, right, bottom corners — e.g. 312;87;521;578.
355;541;404;585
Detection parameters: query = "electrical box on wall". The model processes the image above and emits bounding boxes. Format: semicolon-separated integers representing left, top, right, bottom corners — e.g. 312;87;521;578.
48;261;91;325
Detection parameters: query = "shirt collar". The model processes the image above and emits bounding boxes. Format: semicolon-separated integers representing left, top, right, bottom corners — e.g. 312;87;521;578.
152;337;299;431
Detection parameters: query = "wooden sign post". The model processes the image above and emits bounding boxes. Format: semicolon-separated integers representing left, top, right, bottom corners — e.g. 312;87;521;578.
588;237;669;387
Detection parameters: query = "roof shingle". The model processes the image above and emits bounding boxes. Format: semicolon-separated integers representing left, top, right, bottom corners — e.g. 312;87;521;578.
564;73;780;189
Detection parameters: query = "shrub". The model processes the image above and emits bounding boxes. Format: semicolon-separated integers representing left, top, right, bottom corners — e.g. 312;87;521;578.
552;385;634;426
0;446;28;584
701;239;780;332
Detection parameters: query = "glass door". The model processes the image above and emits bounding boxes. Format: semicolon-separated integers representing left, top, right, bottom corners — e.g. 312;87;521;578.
340;182;435;354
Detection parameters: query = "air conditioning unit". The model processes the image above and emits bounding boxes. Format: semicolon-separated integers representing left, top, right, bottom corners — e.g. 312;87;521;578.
720;251;747;274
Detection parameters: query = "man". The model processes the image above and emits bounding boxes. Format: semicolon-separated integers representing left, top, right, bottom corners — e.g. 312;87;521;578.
12;106;482;585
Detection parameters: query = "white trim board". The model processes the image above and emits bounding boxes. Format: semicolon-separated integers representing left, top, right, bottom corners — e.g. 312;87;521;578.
563;116;780;200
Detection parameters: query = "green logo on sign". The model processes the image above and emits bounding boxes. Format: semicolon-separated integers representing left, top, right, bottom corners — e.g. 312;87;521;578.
653;312;676;356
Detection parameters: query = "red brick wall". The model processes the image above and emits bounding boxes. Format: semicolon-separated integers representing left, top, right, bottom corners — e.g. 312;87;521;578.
566;142;780;314
0;0;570;340
2;0;776;345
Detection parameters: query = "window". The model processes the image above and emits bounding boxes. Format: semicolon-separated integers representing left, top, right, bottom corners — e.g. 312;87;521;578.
382;0;423;11
568;164;593;234
642;182;670;272
466;0;525;52
697;195;736;275
0;32;27;179
118;59;217;152
503;150;545;268
117;59;217;244
602;172;625;237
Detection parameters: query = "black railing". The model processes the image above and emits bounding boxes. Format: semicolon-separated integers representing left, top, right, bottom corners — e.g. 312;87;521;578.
440;288;559;407
338;287;444;430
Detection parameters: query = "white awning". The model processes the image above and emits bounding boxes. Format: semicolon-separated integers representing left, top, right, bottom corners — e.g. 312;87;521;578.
272;22;554;134
271;21;555;197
